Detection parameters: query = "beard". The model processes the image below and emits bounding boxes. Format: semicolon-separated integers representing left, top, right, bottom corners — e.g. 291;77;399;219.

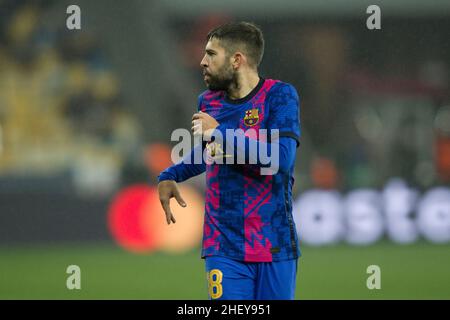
204;63;238;92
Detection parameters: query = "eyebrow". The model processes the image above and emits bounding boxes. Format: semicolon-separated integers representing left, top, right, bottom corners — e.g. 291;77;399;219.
205;49;217;54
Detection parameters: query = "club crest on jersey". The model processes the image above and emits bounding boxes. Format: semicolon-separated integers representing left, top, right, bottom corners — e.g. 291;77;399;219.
244;108;259;127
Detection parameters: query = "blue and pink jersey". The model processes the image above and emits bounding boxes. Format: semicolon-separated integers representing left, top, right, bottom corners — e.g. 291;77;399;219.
159;77;301;262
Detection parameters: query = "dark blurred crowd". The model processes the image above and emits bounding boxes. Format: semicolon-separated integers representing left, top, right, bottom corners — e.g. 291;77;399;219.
0;1;142;188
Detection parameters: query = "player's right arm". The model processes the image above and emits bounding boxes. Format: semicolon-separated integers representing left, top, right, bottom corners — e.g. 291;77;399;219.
157;143;206;224
158;95;207;224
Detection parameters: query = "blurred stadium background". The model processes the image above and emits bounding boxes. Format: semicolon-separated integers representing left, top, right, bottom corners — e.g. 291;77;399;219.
0;0;449;299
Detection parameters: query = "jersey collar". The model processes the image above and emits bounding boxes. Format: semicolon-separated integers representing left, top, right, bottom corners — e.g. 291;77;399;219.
223;77;265;105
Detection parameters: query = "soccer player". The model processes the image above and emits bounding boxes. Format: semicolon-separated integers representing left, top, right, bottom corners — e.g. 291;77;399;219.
157;21;301;300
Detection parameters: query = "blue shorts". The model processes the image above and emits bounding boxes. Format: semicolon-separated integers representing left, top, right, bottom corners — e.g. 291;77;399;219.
205;256;298;300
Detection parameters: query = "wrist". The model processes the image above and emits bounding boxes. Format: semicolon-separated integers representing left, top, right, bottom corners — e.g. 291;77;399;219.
204;124;222;142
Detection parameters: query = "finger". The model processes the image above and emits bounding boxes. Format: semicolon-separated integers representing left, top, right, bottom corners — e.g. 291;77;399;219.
192;113;204;120
193;129;202;136
174;189;187;207
161;200;175;225
171;215;176;224
192;124;202;135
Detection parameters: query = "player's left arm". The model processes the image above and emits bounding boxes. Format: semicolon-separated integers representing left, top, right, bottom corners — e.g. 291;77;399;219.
257;82;301;173
264;82;301;147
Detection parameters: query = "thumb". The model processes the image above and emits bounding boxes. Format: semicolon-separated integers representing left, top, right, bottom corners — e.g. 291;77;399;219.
174;189;187;207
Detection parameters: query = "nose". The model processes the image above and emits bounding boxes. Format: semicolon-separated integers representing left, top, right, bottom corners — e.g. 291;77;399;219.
200;55;208;68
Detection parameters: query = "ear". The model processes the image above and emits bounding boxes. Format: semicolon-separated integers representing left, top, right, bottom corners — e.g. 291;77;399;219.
231;52;246;69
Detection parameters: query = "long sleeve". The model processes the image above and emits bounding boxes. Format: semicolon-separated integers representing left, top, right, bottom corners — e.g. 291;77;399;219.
157;144;206;183
213;126;297;174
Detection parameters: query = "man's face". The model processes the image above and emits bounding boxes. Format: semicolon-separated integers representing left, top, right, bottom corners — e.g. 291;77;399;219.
200;38;237;91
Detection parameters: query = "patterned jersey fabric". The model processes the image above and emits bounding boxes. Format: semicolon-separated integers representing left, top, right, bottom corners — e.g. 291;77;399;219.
197;77;301;262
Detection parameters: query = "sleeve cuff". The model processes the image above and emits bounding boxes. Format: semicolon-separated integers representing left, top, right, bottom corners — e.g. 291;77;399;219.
269;131;300;147
157;172;177;183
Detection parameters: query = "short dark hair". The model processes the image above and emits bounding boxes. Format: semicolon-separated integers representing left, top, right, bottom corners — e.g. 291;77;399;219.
206;21;264;68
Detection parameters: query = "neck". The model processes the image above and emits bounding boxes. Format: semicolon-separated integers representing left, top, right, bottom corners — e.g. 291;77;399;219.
226;71;260;100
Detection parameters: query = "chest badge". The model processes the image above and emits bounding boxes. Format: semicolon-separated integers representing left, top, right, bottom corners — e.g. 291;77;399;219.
244;108;259;127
